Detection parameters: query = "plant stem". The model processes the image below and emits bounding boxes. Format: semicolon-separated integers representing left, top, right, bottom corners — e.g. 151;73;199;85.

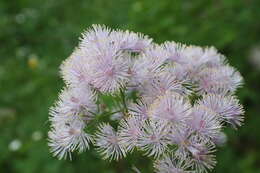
120;88;128;113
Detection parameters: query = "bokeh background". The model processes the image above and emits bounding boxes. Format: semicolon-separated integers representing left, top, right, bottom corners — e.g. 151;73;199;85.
1;0;260;172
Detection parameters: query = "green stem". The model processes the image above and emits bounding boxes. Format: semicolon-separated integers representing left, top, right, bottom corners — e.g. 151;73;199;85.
120;88;128;113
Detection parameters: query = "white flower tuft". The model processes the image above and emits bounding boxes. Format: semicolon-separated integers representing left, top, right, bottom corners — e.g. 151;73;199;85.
48;24;245;173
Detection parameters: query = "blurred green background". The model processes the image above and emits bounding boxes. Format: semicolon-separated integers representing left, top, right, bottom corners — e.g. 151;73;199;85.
1;0;260;172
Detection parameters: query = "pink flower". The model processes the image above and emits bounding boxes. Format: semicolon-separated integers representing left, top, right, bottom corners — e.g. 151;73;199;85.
198;94;244;128
138;119;170;158
154;154;192;173
111;29;152;52
50;86;96;117
90;55;129;93
118;116;143;152
188;105;222;140
94;123;126;160
48;116;92;160
197;65;243;94
149;92;191;129
140;72;189;102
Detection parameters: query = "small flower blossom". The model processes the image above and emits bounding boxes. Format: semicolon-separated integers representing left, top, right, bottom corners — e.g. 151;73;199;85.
143;45;169;72
79;24;113;53
138;119;170;158
149;92;191;129
171;132;216;173
202;47;225;68
130;45;168;87
60;49;92;87
180;46;209;81
140;72;189;102
188;105;222;140
48;117;92;160
186;137;216;173
163;41;187;65
170;129;193;160
90;55;130;93
95;123;126;160
198;94;244;128
165;63;189;82
49;86;96;125
197;65;243;94
79;25;132;93
154;155;192;173
118;116;143;152
111;29;152;52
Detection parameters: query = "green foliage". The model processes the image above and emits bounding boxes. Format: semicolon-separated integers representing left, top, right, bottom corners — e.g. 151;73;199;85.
0;0;260;172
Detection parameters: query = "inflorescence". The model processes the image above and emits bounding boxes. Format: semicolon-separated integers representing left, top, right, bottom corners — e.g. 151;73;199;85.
48;24;244;173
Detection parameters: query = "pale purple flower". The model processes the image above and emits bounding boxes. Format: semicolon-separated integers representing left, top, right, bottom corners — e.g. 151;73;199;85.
202;47;225;68
60;49;92;87
50;86;96;122
143;45;169;71
198;94;244;128
169;129;216;173
127;56;149;87
48;24;245;173
90;55;130;93
163;41;187;65
197;65;243;94
172;133;216;173
165;63;189;82
80;24;151;54
79;25;132;93
80;24;114;54
94;123;126;160
188;105;222;140
170;129;192;161
140;72;189;102
164;45;225;86
48;116;92;160
149;92;191;129
186;137;216;173
110;29;152;52
154;155;192;173
118;116;143;152
180;46;209;81
130;45;168;87
138;119;170;158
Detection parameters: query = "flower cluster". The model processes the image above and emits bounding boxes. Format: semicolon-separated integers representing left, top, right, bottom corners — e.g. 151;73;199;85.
48;24;244;172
